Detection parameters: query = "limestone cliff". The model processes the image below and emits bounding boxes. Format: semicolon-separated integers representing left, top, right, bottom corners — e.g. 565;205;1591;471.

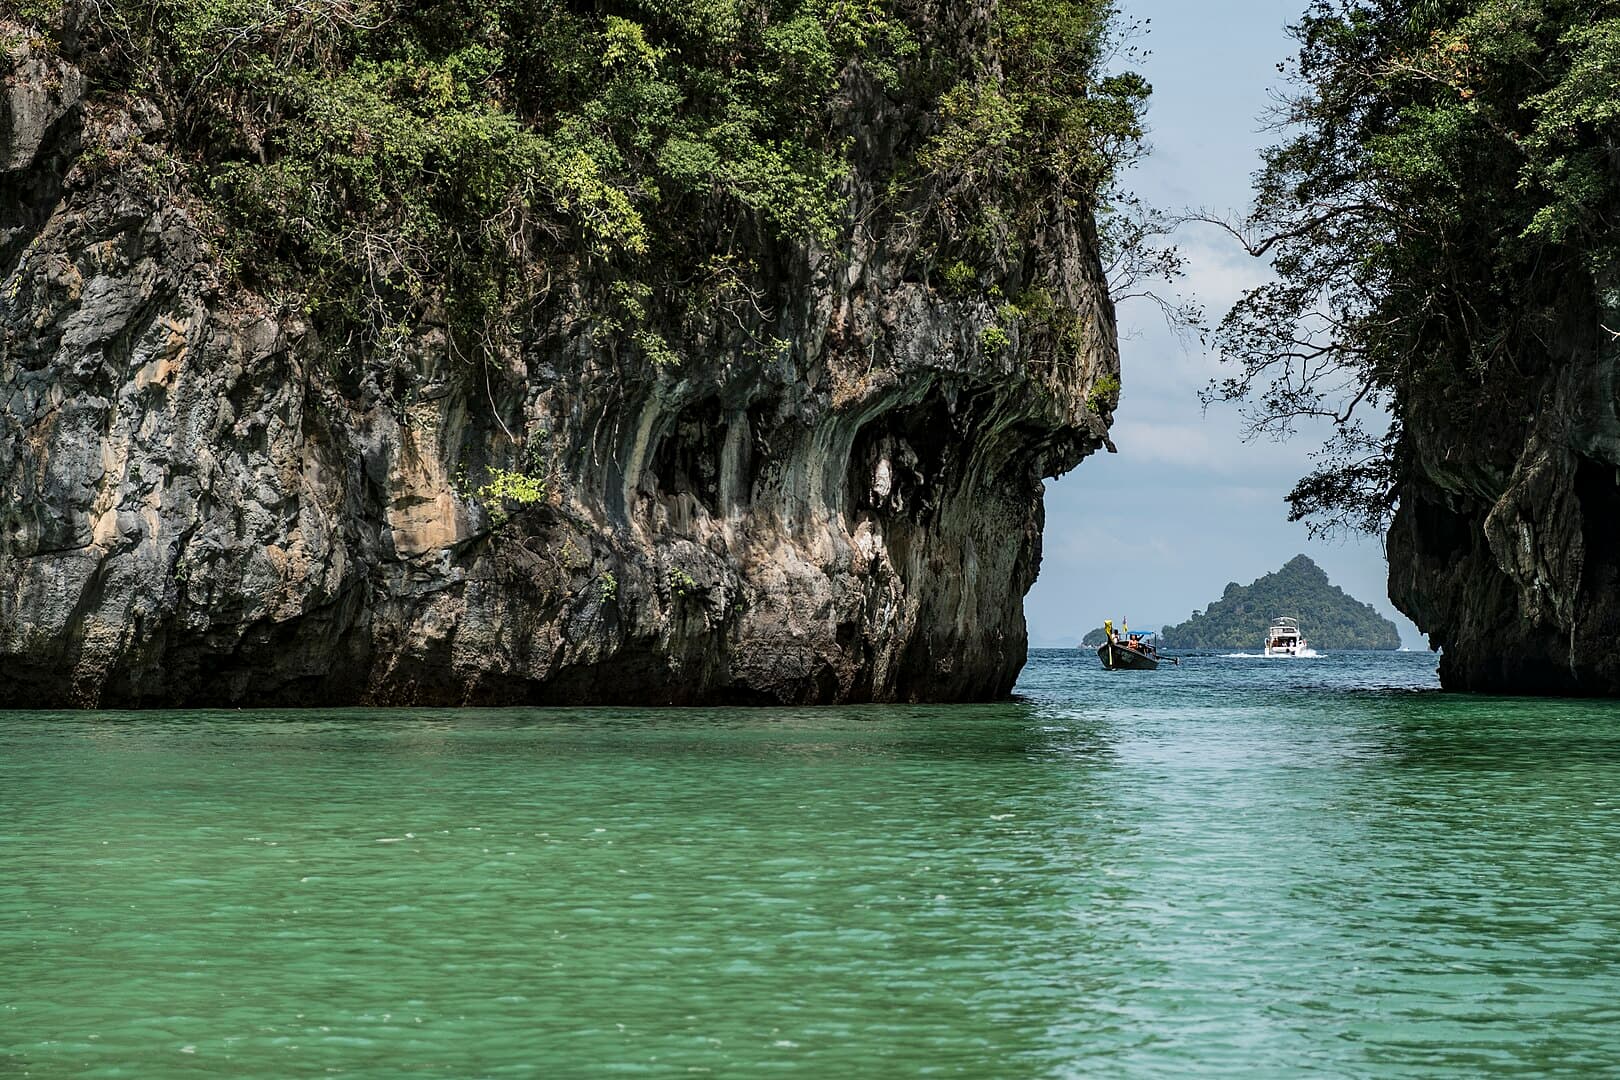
0;9;1121;706
1387;304;1620;696
1205;2;1620;698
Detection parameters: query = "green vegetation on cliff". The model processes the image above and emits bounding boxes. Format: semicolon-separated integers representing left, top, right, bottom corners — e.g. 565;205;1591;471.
16;0;1148;377
1157;556;1400;650
1210;0;1620;535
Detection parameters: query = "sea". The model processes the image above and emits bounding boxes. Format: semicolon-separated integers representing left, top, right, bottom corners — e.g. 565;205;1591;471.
5;649;1620;1077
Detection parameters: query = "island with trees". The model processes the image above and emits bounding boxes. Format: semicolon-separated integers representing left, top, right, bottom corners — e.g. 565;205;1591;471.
1152;556;1400;651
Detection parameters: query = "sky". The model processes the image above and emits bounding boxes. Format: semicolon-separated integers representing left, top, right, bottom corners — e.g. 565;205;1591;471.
1024;0;1427;649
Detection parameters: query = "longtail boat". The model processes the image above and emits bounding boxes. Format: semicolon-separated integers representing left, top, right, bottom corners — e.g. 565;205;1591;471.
1097;632;1162;671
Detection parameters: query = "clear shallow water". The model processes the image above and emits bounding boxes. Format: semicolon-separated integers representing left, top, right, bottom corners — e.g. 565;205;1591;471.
4;650;1620;1077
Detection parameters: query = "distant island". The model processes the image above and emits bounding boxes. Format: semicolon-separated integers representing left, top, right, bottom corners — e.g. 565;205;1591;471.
1080;624;1155;647
1153;556;1401;651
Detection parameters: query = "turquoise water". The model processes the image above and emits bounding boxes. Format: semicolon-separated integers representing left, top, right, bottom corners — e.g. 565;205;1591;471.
5;650;1620;1077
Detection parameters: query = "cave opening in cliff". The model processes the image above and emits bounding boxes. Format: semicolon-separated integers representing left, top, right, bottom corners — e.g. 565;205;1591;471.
648;396;723;518
846;386;970;526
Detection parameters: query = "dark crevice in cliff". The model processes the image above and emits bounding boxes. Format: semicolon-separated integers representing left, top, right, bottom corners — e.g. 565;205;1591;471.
1573;455;1620;690
0;104;78;269
1409;488;1472;562
649;397;722;519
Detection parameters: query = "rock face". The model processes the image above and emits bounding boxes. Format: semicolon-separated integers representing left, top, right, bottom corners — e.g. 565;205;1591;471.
1387;298;1620;695
0;22;1119;706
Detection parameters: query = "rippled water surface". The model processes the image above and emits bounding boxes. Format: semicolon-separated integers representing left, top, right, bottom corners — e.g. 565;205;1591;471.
6;650;1620;1076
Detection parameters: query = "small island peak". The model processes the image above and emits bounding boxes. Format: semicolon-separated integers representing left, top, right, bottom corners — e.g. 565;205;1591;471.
1156;556;1399;651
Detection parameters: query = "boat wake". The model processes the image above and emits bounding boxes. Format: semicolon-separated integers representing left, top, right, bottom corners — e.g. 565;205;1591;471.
1220;649;1322;659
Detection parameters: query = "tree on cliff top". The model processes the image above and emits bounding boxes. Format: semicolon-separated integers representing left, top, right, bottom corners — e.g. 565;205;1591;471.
10;0;1151;383
1157;555;1400;649
1206;0;1620;536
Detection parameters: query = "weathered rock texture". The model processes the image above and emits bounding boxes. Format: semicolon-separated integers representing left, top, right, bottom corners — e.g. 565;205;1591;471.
1388;297;1620;695
0;22;1119;706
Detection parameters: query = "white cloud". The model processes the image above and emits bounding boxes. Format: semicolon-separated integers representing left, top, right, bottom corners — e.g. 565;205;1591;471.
1107;418;1224;470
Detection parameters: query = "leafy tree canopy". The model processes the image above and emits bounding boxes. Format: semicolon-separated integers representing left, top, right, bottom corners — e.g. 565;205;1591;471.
1207;0;1620;536
10;0;1151;379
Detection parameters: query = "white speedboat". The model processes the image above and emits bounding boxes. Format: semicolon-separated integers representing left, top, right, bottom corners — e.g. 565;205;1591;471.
1265;617;1307;657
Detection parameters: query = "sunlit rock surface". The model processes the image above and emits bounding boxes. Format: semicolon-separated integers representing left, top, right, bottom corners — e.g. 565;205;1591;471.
0;18;1119;706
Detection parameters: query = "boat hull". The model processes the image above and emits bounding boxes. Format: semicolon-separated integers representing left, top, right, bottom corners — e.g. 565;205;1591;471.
1097;642;1159;671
